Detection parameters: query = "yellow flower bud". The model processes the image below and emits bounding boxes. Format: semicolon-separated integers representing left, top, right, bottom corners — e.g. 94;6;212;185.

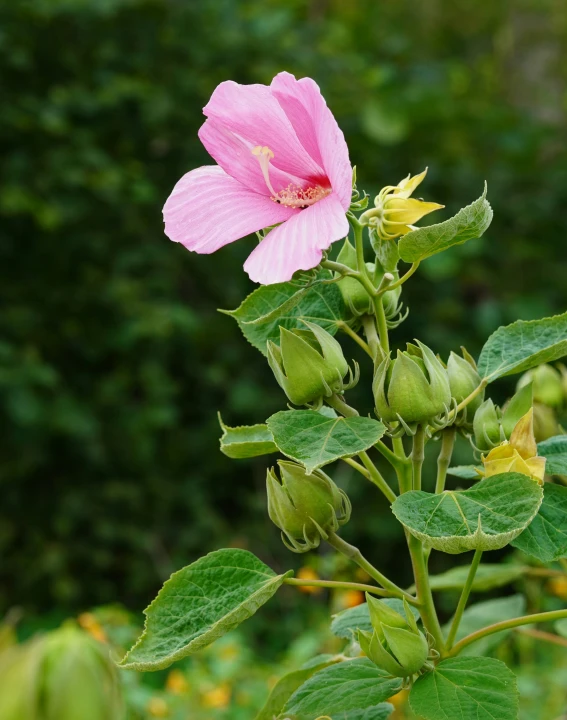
360;168;444;241
480;409;546;484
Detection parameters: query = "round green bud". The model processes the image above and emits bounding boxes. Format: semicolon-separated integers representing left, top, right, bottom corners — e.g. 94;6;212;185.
533;402;561;442
359;595;428;678
335;238;374;314
517;364;564;408
267;321;349;406
447;349;484;426
473;399;503;451
266;461;351;553
0;625;122;720
373;340;451;425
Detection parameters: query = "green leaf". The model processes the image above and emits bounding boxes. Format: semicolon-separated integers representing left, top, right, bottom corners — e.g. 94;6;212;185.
283;658;401;720
267;410;385;474
218;414;278;459
391;473;543;554
511;482;567;562
119;549;292;671
422;564;525;593
444;595;526;656
255;656;341;720
538;435;567;475
222;271;347;356
398;185;492;263
477;312;567;382
447;465;481;480
409;657;519;720
327;705;395;720
330;600;420;639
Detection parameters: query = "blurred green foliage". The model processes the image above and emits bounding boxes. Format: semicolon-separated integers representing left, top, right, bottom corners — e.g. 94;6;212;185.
2;0;567;625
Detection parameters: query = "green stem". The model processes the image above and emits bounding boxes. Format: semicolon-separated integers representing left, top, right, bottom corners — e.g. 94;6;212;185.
446;379;488;423
359;451;397;504
392;436;408;462
447;609;567;657
375;439;406;471
283;577;404;599
380;262;420;293
337;321;373;357
435;428;456;494
327;532;417;605
446;548;483;649
361;315;380;360
327;393;359;418
516;627;567;649
411;425;426;491
342;456;371;478
373;295;390;355
398;462;444;649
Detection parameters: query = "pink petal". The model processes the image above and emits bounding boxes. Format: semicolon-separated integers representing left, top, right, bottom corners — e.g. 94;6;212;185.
198;118;309;196
243;192;348;284
203;80;325;183
271;72;352;210
163;166;297;254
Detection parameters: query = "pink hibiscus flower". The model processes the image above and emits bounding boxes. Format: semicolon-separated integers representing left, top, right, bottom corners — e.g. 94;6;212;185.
163;72;352;285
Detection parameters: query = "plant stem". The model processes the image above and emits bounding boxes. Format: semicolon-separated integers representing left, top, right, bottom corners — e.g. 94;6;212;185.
327;393;359;418
359;451;397;504
435;428;456;494
342;456;371;478
411;425;426;491
397;462;444;649
361;315;380;360
337;321;373;357
373;295;390;354
380;262;420;293
283;577;405;599
327;532;417;605
446;548;483;649
375;439;406;471
446;379;488;423
447;609;567;657
516;627;567;649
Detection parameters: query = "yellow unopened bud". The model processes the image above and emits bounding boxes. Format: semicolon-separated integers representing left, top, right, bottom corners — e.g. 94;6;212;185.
480;409;545;484
360;168;444;241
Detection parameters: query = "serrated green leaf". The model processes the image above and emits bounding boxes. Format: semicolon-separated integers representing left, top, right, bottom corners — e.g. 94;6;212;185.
538;435;567;475
222;271;347;356
119;549;292;671
218;414;278;459
447;465;481;480
255;656;342;720
267;410;385;474
398;185;492;263
391;473;543;554
325;705;395;720
409;657;519;720
330;600;420;639
444;595;526;656
283;658;401;720
477;312;567;382
511;482;567;562
422;564;524;593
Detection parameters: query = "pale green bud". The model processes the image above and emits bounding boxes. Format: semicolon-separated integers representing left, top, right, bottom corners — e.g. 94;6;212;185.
373;340;451;425
335;238;373;314
473;399;503;452
532;402;561;442
267;322;349;406
266;461;351;553
517;364;564;408
359;596;428;678
447;349;484;426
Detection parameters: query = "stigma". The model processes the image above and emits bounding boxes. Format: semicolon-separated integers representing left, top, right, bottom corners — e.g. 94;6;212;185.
251;145;330;209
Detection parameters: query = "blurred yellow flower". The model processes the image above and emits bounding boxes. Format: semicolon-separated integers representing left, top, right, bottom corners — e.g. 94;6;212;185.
165;668;189;695
388;689;409;708
77;612;108;644
480;409;546;485
338;589;365;609
296;566;323;594
548;576;567;600
147;697;169;717
202;683;231;708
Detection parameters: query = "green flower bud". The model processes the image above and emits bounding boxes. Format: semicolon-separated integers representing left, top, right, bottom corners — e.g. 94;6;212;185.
266;461;351;553
447;349;484;426
335;238;373;314
0;625;122;720
533;402;561;442
473;399;503;451
373;340;451;425
359;595;428;678
267;322;349;406
517;364;564;408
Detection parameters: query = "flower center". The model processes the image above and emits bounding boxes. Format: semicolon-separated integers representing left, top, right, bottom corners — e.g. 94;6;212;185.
251;145;330;209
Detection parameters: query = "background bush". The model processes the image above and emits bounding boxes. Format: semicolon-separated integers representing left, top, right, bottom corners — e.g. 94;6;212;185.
2;0;567;629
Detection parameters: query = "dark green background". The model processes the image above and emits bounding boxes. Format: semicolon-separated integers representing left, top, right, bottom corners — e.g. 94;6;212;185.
2;0;566;623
